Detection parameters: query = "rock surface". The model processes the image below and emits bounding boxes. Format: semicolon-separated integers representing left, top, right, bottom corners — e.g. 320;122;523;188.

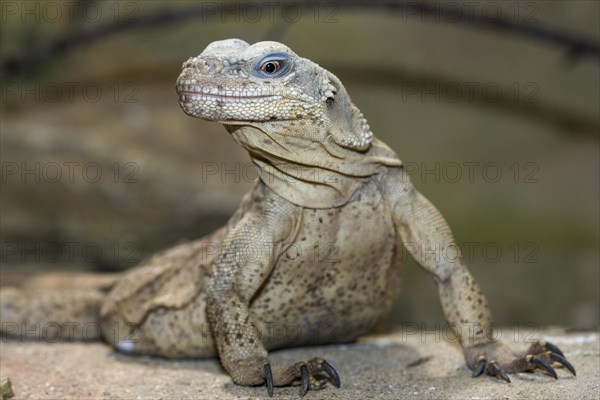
1;329;597;399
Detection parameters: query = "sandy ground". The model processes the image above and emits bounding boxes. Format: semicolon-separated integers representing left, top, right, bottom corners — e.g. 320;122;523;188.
0;328;598;400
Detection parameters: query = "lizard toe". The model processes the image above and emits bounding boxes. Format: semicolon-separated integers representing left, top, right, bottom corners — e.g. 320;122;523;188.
466;339;576;382
258;358;340;397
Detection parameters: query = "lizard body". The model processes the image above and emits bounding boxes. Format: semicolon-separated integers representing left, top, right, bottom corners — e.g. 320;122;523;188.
0;39;575;396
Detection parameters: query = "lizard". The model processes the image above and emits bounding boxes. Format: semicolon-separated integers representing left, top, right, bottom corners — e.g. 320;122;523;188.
0;39;576;397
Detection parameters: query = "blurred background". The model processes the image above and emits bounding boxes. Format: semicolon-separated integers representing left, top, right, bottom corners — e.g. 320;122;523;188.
1;1;598;331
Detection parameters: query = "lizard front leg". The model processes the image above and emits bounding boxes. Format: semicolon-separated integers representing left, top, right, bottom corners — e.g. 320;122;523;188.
206;185;340;397
384;168;575;381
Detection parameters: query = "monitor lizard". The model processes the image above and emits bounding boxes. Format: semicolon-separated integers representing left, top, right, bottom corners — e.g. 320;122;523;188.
0;39;575;397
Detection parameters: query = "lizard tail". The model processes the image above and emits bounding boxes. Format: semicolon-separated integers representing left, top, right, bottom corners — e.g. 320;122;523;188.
0;272;119;342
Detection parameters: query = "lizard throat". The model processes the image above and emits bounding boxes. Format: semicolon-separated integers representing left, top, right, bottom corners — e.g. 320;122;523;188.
229;126;403;208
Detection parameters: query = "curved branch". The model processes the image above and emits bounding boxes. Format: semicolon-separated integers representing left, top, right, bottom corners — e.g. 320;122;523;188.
2;1;599;77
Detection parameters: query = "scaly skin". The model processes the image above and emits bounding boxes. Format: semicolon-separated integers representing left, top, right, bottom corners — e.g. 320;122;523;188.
0;39;575;397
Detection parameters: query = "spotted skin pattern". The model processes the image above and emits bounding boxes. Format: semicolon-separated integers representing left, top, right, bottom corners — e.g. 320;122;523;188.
0;40;575;396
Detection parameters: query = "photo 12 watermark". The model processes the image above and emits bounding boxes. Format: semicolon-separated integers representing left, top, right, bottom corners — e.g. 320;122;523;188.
1;1;139;24
1;81;140;104
401;240;540;264
401;81;539;104
1;241;141;265
401;161;540;184
1;161;140;184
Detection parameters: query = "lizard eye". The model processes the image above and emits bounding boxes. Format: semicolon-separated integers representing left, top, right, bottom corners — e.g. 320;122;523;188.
254;53;291;78
261;60;282;74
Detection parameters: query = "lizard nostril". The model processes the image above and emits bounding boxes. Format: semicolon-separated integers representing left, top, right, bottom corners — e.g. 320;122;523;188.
182;57;195;69
187;60;212;73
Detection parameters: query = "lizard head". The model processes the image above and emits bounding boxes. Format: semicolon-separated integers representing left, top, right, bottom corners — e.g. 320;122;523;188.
176;39;373;151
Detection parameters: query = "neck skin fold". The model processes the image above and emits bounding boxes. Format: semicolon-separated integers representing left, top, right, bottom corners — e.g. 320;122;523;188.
226;124;402;208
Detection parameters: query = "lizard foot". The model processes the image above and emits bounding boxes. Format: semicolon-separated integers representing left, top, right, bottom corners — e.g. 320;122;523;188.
467;340;576;383
255;357;340;397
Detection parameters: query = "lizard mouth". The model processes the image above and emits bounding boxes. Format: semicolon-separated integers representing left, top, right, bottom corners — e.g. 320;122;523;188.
176;81;284;101
176;82;317;121
178;91;282;101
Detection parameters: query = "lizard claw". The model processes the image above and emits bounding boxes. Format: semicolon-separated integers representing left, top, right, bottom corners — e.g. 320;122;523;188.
467;339;576;383
264;363;274;397
472;357;486;377
544;341;565;358
488;361;511;383
524;340;576;377
321;360;341;388
550;353;576;376
299;364;309;397
528;355;557;379
469;353;510;382
255;358;339;397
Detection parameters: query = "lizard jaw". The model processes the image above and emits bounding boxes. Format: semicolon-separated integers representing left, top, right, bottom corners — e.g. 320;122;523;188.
176;83;317;122
178;91;282;101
